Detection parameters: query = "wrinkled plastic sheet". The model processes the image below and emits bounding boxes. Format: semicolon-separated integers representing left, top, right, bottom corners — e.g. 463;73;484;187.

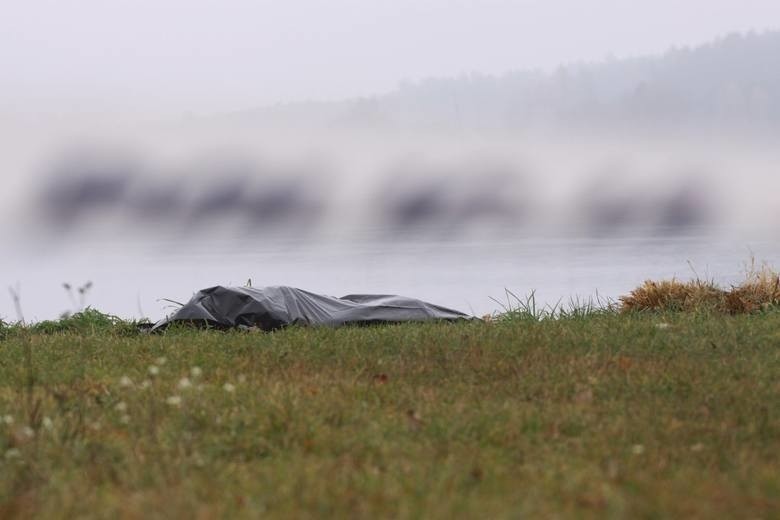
151;285;474;331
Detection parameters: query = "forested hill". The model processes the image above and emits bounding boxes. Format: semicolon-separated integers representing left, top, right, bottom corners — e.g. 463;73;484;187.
230;31;780;131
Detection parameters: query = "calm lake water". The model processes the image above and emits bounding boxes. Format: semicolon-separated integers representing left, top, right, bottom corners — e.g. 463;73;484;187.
4;230;778;323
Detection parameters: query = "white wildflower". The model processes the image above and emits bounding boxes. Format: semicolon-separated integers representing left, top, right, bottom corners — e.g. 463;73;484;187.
166;395;182;406
155;356;167;365
223;383;236;393
42;417;53;430
119;375;134;388
631;444;645;455
21;426;34;438
5;448;20;459
655;322;670;330
178;377;192;389
114;401;127;412
190;366;202;378
2;415;14;425
140;379;152;389
148;365;159;376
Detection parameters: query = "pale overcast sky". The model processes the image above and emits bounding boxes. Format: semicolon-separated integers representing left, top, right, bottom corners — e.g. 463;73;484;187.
1;0;778;115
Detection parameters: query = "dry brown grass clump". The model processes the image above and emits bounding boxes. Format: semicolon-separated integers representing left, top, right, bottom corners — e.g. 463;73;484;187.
620;279;725;313
724;262;780;314
621;262;780;314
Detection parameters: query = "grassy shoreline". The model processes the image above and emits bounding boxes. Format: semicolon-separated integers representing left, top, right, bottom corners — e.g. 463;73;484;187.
0;310;778;518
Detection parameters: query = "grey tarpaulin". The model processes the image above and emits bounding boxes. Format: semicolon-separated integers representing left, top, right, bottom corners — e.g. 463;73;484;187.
151;285;474;331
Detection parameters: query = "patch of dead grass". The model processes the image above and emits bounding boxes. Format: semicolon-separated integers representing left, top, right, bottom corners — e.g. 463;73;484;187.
724;261;780;314
621;261;780;314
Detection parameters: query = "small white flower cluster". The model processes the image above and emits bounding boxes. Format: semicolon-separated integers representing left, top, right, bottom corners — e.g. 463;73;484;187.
5;448;20;460
113;390;132;424
145;357;165;378
166;395;182;406
115;365;211;412
177;367;204;391
2;415;14;425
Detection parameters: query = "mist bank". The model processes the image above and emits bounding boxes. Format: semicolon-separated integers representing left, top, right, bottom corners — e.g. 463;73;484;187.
220;31;780;133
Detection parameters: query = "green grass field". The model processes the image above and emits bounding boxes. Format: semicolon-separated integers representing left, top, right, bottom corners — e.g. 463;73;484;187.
0;311;778;518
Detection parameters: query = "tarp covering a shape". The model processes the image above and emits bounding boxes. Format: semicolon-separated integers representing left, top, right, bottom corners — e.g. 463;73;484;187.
151;285;474;331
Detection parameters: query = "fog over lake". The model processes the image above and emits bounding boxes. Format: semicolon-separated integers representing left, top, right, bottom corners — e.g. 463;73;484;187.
3;22;780;322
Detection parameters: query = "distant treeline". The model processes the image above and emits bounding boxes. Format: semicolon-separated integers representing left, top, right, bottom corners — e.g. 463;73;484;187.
236;31;780;130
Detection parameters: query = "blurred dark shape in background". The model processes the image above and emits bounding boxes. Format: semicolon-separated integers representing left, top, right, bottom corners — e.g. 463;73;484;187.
579;171;649;234
377;161;526;236
381;173;450;231
126;181;184;222
188;175;249;222
28;147;732;242
579;171;716;235
653;179;713;231
453;170;527;230
32;150;330;241
242;179;323;232
41;155;136;227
